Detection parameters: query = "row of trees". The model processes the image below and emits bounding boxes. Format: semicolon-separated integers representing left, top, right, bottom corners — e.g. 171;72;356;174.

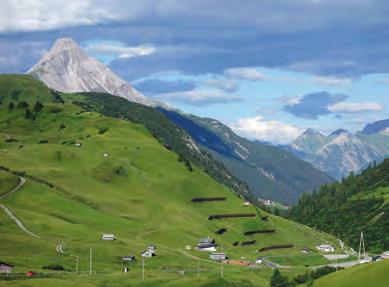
270;266;339;287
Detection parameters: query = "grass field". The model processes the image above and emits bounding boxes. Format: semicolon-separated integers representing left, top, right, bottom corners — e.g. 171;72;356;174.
313;260;389;287
0;74;378;286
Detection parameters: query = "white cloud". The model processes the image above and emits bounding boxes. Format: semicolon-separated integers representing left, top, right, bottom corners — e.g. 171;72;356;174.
154;89;241;106
232;116;302;144
313;76;353;86
328;101;384;113
83;41;155;63
0;0;120;32
224;67;265;81
202;77;237;92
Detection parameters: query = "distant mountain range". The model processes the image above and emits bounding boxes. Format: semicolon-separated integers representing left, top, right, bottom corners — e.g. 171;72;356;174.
26;37;334;204
285;121;389;179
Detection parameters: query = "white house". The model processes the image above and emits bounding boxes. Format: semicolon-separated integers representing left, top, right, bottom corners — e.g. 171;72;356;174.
255;258;263;264
102;234;116;240
141;250;155;258
196;243;216;252
0;262;13;274
210;252;227;261
316;244;335;252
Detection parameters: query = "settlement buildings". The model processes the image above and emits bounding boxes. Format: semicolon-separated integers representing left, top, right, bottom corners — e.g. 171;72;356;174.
0;262;13;274
196;237;216;252
102;234;116;240
316;244;335;252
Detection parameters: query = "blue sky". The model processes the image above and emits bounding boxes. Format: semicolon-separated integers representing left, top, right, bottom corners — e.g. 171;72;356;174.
0;0;388;143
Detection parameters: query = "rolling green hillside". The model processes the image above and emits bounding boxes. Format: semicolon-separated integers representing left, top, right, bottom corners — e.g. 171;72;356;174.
158;109;334;205
290;160;389;253
0;75;343;286
313;260;389;287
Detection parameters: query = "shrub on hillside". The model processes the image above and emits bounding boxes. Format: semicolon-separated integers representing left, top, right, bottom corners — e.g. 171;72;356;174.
42;264;65;271
33;100;44;112
8;101;15;110
17;101;29;109
24;108;35;120
98;127;109;134
49;107;62;113
38;139;48;144
59;123;66;129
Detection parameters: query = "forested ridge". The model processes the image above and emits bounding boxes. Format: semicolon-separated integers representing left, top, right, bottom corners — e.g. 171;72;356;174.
290;159;389;253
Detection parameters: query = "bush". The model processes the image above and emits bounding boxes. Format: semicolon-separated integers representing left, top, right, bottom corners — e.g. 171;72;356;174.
8;101;15;110
17;101;29;109
49;107;63;113
24;108;35;120
38;139;48;144
42;264;65;271
98;127;109;134
5;138;19;143
59;123;66;129
33;100;44;112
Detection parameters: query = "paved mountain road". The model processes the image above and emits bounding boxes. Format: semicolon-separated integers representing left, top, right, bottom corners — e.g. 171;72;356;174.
0;176;39;238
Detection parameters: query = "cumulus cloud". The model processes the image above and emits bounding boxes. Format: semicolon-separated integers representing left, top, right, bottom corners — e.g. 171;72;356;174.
283;91;348;119
0;0;120;32
224;68;265;81
328;101;383;113
202;77;238;92
83;41;155;64
154;89;242;106
232;116;302;144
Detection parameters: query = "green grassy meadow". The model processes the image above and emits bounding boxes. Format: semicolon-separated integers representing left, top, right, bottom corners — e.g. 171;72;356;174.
313;260;389;287
0;75;379;286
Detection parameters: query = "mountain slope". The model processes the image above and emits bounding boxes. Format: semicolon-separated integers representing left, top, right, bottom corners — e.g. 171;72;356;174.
289;128;387;179
290;159;389;253
28;38;153;106
159;109;334;205
0;74;340;286
361;119;389;135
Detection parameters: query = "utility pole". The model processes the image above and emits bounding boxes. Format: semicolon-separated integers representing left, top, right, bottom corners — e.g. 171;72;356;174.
197;261;200;281
142;258;145;280
220;244;224;279
89;247;92;276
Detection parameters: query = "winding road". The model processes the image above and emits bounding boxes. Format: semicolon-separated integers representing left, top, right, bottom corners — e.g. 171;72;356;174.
0;176;39;238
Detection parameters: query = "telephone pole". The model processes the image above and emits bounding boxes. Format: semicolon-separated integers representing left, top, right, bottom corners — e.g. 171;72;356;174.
89;247;92;276
142;258;145;280
220;244;224;279
197;261;200;280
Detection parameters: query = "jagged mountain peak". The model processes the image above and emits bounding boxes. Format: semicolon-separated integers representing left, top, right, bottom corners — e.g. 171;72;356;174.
51;37;79;52
329;128;349;137
28;37;154;106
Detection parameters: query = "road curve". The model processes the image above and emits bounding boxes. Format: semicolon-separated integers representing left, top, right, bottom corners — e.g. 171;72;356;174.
0;176;39;238
0;176;26;199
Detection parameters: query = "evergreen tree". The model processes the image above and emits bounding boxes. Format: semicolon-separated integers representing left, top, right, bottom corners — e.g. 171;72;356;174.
24;108;34;120
270;269;290;287
33;100;44;112
8;101;15;110
17;101;29;109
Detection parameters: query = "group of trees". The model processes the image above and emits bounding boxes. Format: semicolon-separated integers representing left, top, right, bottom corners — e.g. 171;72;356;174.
7;100;44;121
289;160;389;253
270;266;339;287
